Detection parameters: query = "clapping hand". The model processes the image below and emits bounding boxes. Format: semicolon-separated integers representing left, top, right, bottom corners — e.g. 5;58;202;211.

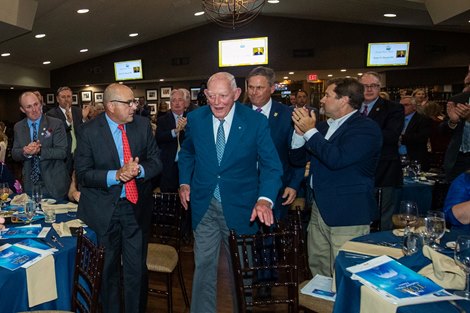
23;140;41;156
176;117;187;133
292;107;316;135
117;157;140;182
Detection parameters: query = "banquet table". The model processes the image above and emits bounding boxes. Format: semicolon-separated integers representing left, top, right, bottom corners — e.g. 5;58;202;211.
334;229;470;313
396;178;434;215
0;212;96;313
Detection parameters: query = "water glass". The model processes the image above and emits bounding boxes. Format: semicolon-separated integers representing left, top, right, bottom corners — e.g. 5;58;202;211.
454;235;470;299
424;210;446;250
402;232;423;256
43;207;56;223
24;200;36;224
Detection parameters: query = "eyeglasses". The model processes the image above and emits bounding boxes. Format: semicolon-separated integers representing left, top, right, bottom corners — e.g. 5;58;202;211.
363;84;380;90
111;99;139;107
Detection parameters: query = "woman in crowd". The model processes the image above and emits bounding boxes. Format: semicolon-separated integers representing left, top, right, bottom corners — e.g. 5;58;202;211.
443;170;470;231
412;88;429;113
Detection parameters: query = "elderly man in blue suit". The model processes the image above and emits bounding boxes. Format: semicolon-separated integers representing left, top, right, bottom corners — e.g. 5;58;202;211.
291;77;383;277
178;72;283;313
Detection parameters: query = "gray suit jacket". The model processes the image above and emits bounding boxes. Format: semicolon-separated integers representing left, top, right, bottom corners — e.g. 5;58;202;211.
12;115;70;199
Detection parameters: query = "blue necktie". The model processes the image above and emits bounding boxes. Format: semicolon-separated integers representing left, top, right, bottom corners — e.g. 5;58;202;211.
214;119;225;202
31;122;41;184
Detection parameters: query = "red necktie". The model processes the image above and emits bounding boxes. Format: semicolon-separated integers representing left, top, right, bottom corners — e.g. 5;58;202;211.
118;124;138;204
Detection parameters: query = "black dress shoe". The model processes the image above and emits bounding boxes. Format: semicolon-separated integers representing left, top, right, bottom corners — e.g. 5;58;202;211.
256;286;272;300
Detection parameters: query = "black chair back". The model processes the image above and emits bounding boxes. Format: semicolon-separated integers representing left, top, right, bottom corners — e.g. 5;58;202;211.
150;192;184;249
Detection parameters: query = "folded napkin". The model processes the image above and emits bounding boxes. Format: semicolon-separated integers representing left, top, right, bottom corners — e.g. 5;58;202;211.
418;245;465;290
340;241;404;259
360;285;397;313
26;254;57;307
42;201;77;214
10;193;29;205
52;219;86;237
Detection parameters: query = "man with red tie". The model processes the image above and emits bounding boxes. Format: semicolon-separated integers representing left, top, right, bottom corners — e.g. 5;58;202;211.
75;83;162;313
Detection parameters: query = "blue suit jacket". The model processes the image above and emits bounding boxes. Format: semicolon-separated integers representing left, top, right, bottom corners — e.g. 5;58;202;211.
178;103;283;234
303;112;383;226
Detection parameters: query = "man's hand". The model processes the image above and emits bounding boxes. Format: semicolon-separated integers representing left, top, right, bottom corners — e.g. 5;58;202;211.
292;108;316;135
23;141;41;156
117;157;140;182
250;199;274;226
82;105;91;120
176;117;187;133
447;102;470;123
281;187;297;206
179;184;190;210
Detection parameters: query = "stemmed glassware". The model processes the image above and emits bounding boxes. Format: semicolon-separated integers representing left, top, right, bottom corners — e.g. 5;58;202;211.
24;200;36;224
424;210;446;250
31;184;43;211
454;235;470;299
398;200;418;234
0;182;9;209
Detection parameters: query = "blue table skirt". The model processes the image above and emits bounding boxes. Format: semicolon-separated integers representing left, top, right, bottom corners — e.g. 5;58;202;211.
0;213;96;312
334;230;470;313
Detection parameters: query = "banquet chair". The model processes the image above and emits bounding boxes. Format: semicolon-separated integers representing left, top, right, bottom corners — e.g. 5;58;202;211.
18;227;105;313
146;192;190;313
229;226;299;313
370;187;383;232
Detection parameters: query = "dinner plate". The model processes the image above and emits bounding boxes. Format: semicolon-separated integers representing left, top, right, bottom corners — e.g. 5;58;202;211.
446;241;456;249
42;198;57;204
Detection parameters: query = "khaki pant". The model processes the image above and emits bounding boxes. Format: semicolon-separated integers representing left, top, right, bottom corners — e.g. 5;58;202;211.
307;201;369;277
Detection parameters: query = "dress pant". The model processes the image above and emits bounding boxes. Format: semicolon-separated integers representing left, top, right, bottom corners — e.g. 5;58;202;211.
98;199;144;313
191;197;238;313
379;186;401;231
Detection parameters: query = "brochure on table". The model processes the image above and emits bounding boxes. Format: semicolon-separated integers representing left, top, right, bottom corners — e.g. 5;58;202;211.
0;224;50;239
347;255;462;305
300;274;336;301
0;239;53;271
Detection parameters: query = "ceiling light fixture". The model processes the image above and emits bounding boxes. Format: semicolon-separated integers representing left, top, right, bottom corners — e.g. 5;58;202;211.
383;13;396;18
357;72;363;76
202;0;267;29
129;33;139;37
35;34;46;39
194;11;205;16
283;76;288;79
10;87;14;89
288;71;294;75
43;61;51;65
1;53;10;57
159;79;165;82
80;49;88;53
267;0;279;3
340;69;347;72
77;9;89;14
327;74;333;77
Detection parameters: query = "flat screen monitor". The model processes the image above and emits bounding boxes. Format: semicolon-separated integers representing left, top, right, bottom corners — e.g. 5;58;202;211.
367;42;410;67
219;37;268;67
114;59;143;81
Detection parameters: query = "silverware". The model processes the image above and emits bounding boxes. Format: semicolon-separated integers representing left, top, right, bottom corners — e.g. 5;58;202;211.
344;252;372;259
449;300;466;313
40;238;56;249
51;235;64;247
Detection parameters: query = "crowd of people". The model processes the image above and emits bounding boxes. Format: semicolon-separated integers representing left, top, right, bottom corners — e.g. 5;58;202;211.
0;65;469;313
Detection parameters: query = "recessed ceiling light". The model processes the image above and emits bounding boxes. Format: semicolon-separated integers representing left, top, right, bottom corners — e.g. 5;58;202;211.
35;34;46;39
288;72;294;75
80;49;88;53
129;33;139;37
10;86;14;89
327;74;333;77
77;9;89;14
159;79;165;82
268;0;280;3
383;13;397;18
283;76;289;79
340;69;347;72
119;82;124;84
43;61;51;65
357;72;363;76
346;75;351;78
85;84;90;87
1;53;10;57
194;11;205;16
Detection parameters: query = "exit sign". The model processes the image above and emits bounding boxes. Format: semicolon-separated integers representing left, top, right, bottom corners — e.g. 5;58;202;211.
307;74;318;81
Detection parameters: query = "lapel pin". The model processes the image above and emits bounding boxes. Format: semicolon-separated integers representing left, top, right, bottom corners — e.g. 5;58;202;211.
238;126;242;130
376;107;380;112
274;112;278;117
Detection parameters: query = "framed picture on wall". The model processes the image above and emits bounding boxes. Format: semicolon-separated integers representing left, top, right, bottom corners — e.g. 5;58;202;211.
72;94;78;105
160;86;172;99
81;91;92;102
94;92;104;103
190;87;200;101
148;103;157;115
46;93;55;104
146;89;158;101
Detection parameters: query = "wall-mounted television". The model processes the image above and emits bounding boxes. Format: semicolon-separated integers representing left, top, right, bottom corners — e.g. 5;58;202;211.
114;59;143;81
219;37;268;67
367;42;410;67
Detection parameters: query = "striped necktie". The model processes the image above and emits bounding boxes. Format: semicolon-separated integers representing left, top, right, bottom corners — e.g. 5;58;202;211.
213;119;225;202
31;122;41;184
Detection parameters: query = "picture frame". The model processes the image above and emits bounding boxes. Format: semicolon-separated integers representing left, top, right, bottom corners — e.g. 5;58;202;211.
46;93;55;104
146;89;158;101
72;94;78;105
190;87;200;101
160;86;172;99
94;92;104;103
148;103;157;115
81;90;92;102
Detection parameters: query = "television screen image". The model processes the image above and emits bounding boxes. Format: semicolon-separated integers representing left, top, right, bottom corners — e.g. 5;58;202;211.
219;37;268;67
114;59;144;81
367;42;410;67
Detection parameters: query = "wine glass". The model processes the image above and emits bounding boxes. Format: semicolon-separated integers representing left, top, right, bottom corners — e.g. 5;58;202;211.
31;184;43;210
24;200;36;224
398;200;418;234
424;210;446;250
454;235;470;299
0;182;9;209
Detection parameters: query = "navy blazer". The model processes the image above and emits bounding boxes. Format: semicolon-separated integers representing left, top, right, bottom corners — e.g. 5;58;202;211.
75;113;162;236
178;103;283;234
401;112;432;170
47;106;83;153
304;112;383;227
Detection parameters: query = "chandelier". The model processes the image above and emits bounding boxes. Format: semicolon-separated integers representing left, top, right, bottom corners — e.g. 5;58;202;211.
202;0;267;29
